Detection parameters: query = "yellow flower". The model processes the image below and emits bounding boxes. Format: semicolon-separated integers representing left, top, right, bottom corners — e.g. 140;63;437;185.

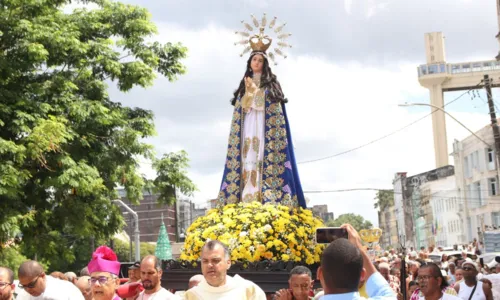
179;201;325;264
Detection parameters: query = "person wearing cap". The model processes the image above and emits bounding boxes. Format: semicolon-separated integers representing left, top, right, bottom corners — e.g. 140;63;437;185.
123;262;141;300
454;259;493;300
475;256;500;300
127;262;141;283
87;245;122;300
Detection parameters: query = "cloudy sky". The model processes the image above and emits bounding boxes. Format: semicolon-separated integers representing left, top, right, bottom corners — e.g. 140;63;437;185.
102;0;499;225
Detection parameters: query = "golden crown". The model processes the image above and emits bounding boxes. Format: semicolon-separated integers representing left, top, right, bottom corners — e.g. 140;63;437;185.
234;13;292;65
359;228;383;244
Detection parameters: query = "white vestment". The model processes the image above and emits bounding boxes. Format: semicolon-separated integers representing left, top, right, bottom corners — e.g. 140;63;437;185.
183;275;266;300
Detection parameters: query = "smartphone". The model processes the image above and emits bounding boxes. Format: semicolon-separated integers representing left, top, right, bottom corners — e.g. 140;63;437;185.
480;258;484;268
315;227;348;244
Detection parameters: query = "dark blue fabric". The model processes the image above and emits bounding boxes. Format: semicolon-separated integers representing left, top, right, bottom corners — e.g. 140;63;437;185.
217;93;306;209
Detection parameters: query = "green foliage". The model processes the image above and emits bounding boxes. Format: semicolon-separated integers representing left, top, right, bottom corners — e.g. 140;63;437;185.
326;213;373;232
112;238;155;262
374;190;394;210
151;151;197;205
0;0;191;265
0;247;29;279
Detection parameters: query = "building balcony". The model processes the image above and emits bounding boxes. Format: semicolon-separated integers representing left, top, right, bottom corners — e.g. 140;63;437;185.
418;60;500;78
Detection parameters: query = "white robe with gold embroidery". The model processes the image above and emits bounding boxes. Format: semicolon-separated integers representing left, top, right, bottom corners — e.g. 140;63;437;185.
183;275;266;300
240;74;265;203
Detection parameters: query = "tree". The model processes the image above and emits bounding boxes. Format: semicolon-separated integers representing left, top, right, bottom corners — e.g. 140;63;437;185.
326;213;373;232
150;151;197;205
373;190;394;210
0;0;191;265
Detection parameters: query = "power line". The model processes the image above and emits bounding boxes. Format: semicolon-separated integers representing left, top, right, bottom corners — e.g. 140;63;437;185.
298;81;484;165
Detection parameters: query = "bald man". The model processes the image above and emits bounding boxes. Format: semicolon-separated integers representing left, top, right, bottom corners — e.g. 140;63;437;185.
378;262;400;294
76;276;92;300
188;275;204;289
16;260;83;300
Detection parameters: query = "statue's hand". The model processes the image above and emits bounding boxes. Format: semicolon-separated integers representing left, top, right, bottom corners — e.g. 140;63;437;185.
245;77;257;93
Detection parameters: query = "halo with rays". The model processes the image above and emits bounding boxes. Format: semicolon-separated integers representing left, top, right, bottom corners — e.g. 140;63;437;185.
234;13;292;65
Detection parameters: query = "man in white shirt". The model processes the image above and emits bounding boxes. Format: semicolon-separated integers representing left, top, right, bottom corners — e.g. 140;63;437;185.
184;240;266;300
136;255;180;300
16;260;84;300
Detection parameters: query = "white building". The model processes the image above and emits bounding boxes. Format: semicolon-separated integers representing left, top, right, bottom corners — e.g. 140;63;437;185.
420;175;464;247
453;122;500;242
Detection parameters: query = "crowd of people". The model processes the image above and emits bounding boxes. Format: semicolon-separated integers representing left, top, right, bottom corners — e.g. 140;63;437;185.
2;225;499;299
370;243;500;300
0;224;396;299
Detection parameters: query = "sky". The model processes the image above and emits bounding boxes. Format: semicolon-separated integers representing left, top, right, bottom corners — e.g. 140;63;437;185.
97;0;500;226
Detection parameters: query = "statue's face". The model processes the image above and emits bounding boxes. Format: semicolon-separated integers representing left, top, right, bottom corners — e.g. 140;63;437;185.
251;54;264;73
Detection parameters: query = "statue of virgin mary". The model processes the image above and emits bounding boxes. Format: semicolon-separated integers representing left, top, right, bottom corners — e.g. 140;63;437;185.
217;15;306;209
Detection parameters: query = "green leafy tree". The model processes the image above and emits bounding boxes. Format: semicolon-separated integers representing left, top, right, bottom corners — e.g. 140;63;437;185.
150;151;197;205
112;239;156;263
326;213;373;232
0;247;29;278
373;190;394;210
0;0;191;265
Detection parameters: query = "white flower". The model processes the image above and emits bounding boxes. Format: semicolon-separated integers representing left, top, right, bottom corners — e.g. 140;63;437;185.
239;231;248;237
249;246;255;252
263;224;272;232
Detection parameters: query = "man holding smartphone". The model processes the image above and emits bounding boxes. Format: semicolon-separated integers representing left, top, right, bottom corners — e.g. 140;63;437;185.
316;224;396;300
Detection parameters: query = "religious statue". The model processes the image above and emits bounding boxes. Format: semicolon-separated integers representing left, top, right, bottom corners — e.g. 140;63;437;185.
217;14;306;209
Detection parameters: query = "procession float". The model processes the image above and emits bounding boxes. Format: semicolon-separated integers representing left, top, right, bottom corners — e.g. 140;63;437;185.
161;14;327;292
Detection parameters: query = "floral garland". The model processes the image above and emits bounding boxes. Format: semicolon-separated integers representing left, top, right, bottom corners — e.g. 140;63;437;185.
180;201;325;265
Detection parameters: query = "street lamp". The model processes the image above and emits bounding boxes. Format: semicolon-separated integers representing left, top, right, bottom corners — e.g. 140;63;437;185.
399;103;491;147
113;199;141;262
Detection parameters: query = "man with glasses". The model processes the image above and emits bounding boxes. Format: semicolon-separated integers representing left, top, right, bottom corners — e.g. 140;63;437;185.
0;267;15;300
16;261;83;299
417;263;461;300
87;245;121;300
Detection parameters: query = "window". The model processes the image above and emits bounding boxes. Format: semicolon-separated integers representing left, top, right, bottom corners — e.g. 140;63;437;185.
493;212;500;227
472;151;480;170
467;217;472;240
487;148;495;170
476;182;484;206
468;182;482;208
489;178;497;196
464;156;471;178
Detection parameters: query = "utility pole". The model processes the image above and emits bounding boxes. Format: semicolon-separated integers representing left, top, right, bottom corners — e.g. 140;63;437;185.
484;75;500;173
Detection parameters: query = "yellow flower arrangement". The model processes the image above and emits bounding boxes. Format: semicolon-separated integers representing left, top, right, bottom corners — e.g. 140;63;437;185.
180;201;325;264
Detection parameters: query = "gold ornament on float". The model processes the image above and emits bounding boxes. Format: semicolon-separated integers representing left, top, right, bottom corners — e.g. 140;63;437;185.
359;228;383;244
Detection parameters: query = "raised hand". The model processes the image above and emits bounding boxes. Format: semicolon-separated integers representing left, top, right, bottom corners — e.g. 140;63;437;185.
245;77;257;93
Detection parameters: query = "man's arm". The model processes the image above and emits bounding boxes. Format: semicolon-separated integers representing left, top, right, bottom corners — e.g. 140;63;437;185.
483;282;493;300
341;224;395;299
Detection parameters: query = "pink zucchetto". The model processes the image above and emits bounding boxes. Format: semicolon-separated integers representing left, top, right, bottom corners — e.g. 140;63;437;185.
87;245;121;275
